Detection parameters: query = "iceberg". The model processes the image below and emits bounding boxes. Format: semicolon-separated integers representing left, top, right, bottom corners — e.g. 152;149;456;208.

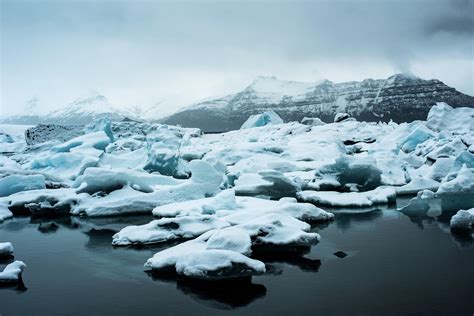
436;164;474;211
240;111;284;129
0;174;46;197
298;187;396;207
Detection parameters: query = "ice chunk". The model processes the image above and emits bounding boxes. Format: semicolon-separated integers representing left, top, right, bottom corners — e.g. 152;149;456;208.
313;155;382;191
429;157;454;181
234;169;301;199
25;124;83;146
240;111;283;129
144;234;265;279
334;112;351;123
71;160;223;216
0;204;13;222
426;103;474;132
436;164;474;210
396;176;440;195
142;125;195;176
398;190;431;215
84;117;114;141
174;249;265;279
400;125;434;153
51;131;110;157
112;215;230;246
301;117;325;126
0;261;26;284
30;152;99;181
0;174;45;197
450;208;473;232
73;167;180;194
0;242;14;258
206;228;252;255
298;187;396;207
153;189;238;217
4;188;84;216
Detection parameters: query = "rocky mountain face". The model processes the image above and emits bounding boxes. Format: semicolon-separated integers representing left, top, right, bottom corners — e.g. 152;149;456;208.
163;74;474;132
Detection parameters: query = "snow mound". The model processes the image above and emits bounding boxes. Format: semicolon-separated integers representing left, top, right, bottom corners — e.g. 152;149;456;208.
0;204;13;222
0;261;26;284
450;208;473;232
436;164;474;210
427;103;474;132
298;187;396;207
0;242;14;258
112;215;231;246
240;111;283;129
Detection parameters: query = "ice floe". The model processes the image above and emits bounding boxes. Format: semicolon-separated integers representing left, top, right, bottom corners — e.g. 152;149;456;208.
0;242;14;258
450;208;473;232
0;261;26;284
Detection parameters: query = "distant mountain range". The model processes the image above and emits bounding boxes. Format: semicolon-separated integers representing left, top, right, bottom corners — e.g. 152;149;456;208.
0;91;164;125
162;74;474;132
1;74;473;132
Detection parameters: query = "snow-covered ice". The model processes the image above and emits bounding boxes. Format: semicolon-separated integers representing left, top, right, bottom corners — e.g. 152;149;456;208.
1;102;473;279
0;242;14;258
450;208;473;232
0;261;26;284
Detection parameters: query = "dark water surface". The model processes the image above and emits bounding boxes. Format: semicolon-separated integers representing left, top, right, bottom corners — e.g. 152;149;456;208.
1;202;473;315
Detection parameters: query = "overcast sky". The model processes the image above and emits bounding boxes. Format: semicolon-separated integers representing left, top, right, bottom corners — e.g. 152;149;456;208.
1;0;473;116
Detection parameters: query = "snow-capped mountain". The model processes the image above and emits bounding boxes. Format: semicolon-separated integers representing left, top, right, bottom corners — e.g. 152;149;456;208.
163;74;474;132
0;91;140;125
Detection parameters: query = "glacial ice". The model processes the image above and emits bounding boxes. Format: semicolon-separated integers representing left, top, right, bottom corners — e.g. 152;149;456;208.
0;261;26;284
0;174;45;197
298;187;396;207
112;215;231;246
0;204;13;222
240;111;284;129
0;242;14;258
2;102;474;279
450;208;473;232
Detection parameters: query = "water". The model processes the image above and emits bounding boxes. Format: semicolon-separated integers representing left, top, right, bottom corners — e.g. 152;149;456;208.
1;203;472;315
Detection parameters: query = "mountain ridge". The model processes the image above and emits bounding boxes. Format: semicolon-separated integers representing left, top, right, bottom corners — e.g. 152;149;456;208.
162;73;474;132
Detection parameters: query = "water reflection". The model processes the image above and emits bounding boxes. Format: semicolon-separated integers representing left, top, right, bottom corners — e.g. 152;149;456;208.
252;249;322;273
146;271;266;309
0;276;27;293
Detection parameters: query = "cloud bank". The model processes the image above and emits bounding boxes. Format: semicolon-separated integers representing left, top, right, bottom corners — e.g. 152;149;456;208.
1;0;473;116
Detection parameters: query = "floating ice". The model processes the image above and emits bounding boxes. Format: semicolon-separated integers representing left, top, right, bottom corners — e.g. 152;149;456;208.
436;164;474;211
0;261;26;284
0;204;13;222
298;187;396;207
450;208;473;232
144;232;265;279
396;176;440;195
0;174;46;197
0;242;14;258
240;111;283;129
112;215;231;246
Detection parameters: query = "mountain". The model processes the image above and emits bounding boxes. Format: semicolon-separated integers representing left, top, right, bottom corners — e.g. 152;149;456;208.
0;91;140;125
162;74;474;132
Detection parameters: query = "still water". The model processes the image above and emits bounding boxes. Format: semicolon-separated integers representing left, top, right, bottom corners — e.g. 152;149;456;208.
1;202;472;315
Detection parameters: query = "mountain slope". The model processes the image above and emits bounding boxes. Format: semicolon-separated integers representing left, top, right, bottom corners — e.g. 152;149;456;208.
163;74;474;132
0;91;139;125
